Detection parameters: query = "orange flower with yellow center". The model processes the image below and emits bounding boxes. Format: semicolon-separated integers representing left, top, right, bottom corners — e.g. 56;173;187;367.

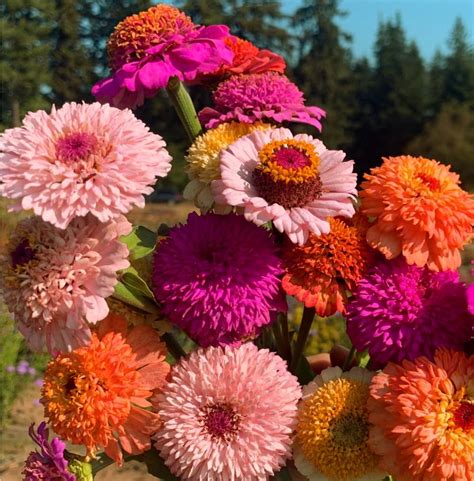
41;314;170;464
294;367;385;481
107;4;195;70
282;215;375;317
361;155;474;271
368;349;474;481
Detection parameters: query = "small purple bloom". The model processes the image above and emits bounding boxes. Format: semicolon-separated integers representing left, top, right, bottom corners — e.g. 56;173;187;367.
17;364;29;375
6;365;15;373
28;367;37;376
22;422;75;480
34;378;44;387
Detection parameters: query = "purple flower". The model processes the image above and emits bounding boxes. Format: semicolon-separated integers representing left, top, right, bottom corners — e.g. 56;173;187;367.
346;258;474;367
22;422;75;480
6;365;15;373
152;213;286;346
34;378;44;387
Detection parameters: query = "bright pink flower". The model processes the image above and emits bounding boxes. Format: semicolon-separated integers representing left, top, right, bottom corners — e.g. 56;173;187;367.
154;343;301;481
212;127;357;244
0;102;172;229
0;215;130;354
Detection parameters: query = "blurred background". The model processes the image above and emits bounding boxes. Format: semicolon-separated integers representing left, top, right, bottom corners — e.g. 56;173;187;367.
1;0;473;479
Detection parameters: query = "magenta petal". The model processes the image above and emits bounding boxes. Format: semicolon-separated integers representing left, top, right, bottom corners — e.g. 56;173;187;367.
136;59;180;90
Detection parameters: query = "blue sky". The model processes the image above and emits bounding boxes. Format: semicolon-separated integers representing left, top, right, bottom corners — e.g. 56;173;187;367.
284;0;474;61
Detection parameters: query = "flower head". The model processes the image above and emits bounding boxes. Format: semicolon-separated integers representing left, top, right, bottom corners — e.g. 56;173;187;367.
282;215;375;316
0;102;172;229
183;121;271;212
346;258;473;366
199;72;326;130
368;349;474;481
22;422;75;481
361;155;474;271
294;366;385;481
154;343;302;481
212;127;357;244
152;212;286;346
92;4;233;109
468;261;474;314
0;215;130;354
41;314;170;465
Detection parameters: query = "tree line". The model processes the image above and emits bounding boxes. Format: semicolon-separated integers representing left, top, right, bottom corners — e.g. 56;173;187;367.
1;0;473;187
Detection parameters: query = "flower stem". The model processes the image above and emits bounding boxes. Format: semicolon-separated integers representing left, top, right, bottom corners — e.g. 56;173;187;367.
162;332;186;360
290;306;315;373
166;76;202;142
278;312;292;363
342;345;356;371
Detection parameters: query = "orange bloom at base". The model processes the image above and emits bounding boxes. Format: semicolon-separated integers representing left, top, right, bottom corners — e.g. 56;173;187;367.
368;349;474;481
360;155;474;271
41;314;170;464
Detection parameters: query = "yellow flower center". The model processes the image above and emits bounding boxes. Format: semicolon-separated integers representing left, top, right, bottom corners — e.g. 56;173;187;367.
297;378;379;481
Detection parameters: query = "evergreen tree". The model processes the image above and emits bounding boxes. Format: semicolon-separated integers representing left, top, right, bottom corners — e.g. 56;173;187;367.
428;49;446;116
0;0;54;127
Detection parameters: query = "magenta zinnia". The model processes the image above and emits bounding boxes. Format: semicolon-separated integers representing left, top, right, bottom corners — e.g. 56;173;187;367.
199;72;326;130
0;215;130;354
0;102;172;229
153;343;302;481
346;258;473;366
152;213;286;346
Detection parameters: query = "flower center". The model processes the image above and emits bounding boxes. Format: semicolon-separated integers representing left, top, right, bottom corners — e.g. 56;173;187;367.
11;239;36;269
56;132;98;164
415;172;441;192
453;402;474;431
329;413;369;447
200;402;241;441
253;140;322;208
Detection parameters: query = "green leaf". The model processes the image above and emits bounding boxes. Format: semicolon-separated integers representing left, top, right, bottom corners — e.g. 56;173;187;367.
294;354;315;385
357;350;371;368
271;466;293;480
139;449;180;480
113;281;159;314
121;225;157;261
121;266;155;299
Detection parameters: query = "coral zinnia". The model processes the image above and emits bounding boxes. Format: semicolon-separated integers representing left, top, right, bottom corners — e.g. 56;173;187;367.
41;314;170;465
294;366;385;481
152;212;286;346
282;215;375;316
346;258;473;366
0;102;172;229
22;422;75;481
212;127;357;244
368;349;474;481
154;343;301;481
92;4;233;109
183;121;271;212
199;72;326;130
0;215;130;354
360;155;474;271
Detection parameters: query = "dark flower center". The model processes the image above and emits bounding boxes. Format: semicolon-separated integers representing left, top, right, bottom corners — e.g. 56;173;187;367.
200;402;241;441
11;239;36;268
56;132;98;164
453;401;474;431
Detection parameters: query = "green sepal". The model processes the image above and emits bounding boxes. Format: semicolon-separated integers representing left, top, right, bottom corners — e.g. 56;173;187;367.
121;225;157;261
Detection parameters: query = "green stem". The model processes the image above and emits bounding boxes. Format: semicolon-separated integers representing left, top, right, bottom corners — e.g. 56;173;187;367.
278;312;292;363
290;306;315;373
272;320;284;356
162;332;186;360
89;452;116;474
166;76;202;142
342;345;356;371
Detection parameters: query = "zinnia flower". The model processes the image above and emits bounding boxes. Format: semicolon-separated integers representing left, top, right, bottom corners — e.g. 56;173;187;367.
92;4;233;109
282;215;375;316
0;215;130;354
199;72;326;130
152;212;286;346
368;349;474;481
294;366;385;481
212;127;357;244
22;422;75;481
0;102;172;229
468;261;474;314
199;35;286;83
41;314;170;465
154;343;302;481
360;155;474;271
346;258;473;366
183;121;271;212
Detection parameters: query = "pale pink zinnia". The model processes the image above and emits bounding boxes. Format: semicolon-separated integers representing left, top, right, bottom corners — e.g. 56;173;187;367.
153;343;302;481
0;215;130;354
212;127;357;244
0;102;172;229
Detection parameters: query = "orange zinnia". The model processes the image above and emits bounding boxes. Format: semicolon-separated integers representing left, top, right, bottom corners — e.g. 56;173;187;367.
282;216;375;316
41;314;170;464
360;155;474;271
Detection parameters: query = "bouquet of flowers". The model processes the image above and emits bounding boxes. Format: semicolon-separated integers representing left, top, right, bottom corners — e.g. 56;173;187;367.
1;5;473;481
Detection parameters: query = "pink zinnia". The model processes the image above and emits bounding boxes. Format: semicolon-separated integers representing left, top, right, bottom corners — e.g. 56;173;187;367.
153;343;302;481
152;213;286;346
346;258;473;367
0;102;172;229
212;127;357;244
199;72;326;130
468;260;474;314
92;4;233;109
0;215;130;354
